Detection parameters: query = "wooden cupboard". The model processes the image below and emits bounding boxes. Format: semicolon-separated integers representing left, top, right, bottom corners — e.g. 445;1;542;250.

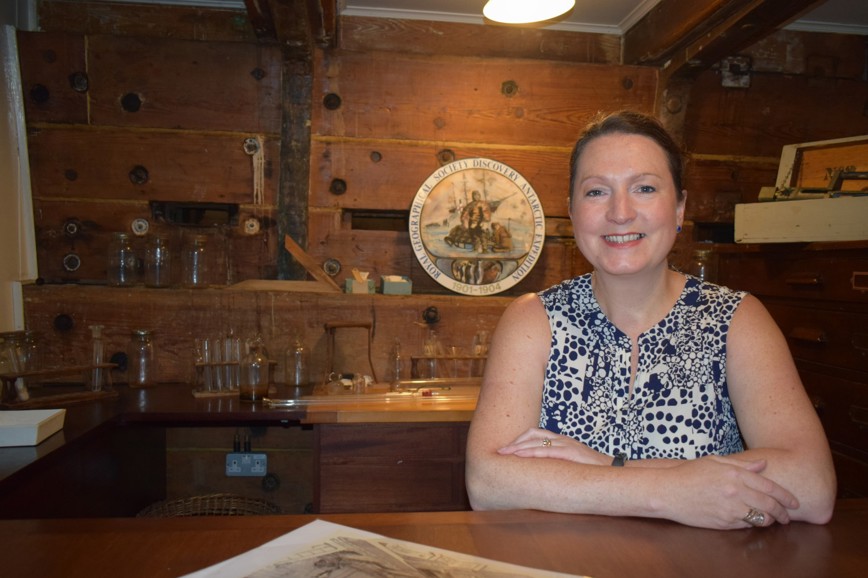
315;422;470;513
719;243;868;497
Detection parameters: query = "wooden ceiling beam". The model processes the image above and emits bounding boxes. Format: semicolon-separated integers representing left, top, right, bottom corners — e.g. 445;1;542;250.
623;0;828;79
244;0;278;41
242;1;336;52
306;0;338;48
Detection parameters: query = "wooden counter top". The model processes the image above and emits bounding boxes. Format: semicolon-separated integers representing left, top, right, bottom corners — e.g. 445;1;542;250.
299;389;477;423
2;501;866;578
0;383;476;487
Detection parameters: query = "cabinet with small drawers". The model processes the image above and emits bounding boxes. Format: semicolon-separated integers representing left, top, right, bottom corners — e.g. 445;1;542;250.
719;242;868;497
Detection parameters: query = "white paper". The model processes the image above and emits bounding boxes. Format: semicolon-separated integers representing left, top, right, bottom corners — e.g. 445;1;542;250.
180;519;587;577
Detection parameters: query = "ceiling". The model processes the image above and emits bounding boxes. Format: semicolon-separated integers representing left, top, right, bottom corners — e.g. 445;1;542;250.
342;0;868;35
105;1;868;36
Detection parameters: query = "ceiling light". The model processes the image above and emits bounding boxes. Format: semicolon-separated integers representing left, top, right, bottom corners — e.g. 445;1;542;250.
483;0;575;25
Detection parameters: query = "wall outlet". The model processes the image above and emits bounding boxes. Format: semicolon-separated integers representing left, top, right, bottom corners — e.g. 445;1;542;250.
225;452;267;477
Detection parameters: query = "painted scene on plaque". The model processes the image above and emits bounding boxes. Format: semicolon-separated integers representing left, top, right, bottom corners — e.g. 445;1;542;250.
409;158;545;296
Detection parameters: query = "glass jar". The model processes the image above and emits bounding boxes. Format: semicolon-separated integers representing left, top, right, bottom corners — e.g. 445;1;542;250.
107;232;138;286
144;235;172;288
129;329;155;388
239;337;270;402
182;235;209;288
688;247;718;283
285;338;308;387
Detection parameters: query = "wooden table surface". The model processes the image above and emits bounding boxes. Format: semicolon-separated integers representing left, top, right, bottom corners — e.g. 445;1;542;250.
2;500;866;578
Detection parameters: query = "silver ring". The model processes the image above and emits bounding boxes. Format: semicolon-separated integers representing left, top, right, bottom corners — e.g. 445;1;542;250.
742;508;766;527
541;438;552;447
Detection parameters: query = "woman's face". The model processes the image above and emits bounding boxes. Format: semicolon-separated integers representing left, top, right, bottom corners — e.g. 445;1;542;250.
570;133;685;278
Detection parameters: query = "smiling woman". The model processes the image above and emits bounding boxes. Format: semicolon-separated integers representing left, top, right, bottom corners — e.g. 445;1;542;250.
465;110;837;531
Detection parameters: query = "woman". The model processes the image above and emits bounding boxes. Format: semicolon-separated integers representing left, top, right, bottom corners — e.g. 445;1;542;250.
465;110;836;530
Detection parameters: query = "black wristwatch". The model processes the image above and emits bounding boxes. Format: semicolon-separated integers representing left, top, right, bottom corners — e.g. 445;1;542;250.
612;452;627;467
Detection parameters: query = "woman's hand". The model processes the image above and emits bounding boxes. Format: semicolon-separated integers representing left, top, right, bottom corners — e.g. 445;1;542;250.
662;455;800;529
497;428;610;466
496;428;800;529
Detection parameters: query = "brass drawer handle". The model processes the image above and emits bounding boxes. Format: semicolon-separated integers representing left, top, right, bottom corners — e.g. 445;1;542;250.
852;272;868;293
850;405;868;428
788;326;827;343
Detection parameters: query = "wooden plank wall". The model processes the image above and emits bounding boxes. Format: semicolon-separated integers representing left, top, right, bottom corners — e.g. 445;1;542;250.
17;1;868;384
684;31;868;228
22;285;511;385
306;49;658;294
19;23;282;285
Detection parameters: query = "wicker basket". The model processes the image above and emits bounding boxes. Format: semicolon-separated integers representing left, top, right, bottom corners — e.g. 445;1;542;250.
136;493;281;517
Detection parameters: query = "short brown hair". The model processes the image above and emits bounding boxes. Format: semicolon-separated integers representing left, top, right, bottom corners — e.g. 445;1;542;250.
569;110;684;208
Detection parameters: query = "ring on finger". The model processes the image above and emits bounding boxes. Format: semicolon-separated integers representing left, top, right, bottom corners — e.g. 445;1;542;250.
541;438;552;447
742;508;766;527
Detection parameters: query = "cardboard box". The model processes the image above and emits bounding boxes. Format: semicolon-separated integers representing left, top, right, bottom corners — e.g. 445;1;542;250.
344;279;375;294
381;276;412;295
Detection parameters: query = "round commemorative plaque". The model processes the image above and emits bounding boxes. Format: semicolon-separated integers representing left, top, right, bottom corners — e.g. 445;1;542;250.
409;158;545;296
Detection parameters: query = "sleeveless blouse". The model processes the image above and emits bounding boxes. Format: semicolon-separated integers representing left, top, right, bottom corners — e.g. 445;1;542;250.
537;274;746;460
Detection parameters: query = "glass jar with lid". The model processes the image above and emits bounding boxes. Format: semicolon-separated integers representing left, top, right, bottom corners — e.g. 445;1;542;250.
687;245;718;283
107;232;138;286
129;329;155;388
239;336;270;402
182;234;209;288
144;234;172;288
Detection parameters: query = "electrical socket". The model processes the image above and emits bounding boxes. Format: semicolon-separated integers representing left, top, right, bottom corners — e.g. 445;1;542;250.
225;452;267;477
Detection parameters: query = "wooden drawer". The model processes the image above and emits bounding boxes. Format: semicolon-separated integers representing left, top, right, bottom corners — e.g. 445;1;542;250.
764;301;868;375
719;248;868;304
800;370;868;458
315;422;470;513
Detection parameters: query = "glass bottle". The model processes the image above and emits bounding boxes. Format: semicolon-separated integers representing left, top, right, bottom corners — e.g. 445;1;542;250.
144;234;172;288
182;234;209;288
107;232;138;286
285;337;308;388
239;336;270;402
129;329;155;388
688;247;717;283
388;338;403;391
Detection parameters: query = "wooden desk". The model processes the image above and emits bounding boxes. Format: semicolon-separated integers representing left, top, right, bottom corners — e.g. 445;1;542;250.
2;501;866;578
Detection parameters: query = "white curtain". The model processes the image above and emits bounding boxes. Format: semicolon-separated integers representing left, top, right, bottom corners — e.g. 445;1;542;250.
0;24;38;331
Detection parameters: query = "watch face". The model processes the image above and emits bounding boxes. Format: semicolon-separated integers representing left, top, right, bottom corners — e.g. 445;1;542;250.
409;157;545;296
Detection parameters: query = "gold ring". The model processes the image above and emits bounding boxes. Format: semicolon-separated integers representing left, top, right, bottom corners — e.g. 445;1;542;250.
541;438;552;447
742;508;765;527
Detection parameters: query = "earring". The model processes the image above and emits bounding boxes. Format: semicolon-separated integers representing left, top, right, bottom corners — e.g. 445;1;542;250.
676;225;682;233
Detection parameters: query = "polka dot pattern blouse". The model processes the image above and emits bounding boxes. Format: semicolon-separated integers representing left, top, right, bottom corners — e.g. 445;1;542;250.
538;273;746;460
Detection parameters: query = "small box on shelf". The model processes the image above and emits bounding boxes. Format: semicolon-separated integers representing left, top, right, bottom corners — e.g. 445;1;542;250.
344;279;375;294
381;275;412;295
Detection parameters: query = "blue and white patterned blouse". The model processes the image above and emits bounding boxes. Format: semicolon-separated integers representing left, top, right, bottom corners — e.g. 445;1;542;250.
537;273;746;460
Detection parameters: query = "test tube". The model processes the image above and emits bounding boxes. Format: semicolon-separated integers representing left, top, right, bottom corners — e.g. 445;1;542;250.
89;325;105;392
210;337;224;391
